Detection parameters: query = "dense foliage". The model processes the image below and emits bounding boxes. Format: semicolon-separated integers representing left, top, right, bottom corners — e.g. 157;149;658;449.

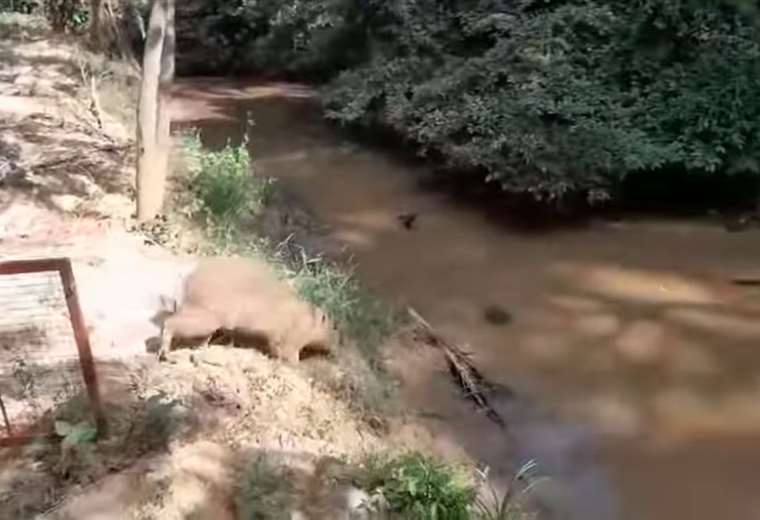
181;0;368;79
166;1;760;203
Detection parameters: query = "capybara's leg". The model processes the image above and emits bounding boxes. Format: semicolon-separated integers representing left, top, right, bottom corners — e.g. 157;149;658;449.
158;322;173;361
158;306;222;361
270;335;300;363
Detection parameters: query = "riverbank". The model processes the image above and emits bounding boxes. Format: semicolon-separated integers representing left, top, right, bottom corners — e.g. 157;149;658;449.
0;14;539;519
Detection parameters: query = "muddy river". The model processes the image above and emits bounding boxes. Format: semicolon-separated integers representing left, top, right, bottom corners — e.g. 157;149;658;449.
171;78;760;520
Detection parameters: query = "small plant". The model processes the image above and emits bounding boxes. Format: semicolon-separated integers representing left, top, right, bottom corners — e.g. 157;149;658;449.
54;419;98;446
355;453;475;520
473;461;546;520
183;130;275;224
237;456;294;520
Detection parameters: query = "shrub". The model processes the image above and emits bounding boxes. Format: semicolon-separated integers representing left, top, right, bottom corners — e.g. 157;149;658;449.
183;131;275;224
237;456;294;520
183;0;368;79
356;453;475;520
323;0;760;202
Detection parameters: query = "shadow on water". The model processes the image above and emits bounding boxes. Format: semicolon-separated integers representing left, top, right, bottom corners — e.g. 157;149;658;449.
170;77;760;520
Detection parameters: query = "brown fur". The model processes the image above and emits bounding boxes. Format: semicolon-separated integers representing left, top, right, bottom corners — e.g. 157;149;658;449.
158;257;333;362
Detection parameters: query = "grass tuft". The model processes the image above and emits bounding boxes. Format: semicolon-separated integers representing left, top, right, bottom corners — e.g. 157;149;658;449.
237;456;294;520
271;236;400;356
473;461;544;520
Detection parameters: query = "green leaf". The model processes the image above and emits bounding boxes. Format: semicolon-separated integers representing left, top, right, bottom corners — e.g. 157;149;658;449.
54;420;72;437
62;421;98;446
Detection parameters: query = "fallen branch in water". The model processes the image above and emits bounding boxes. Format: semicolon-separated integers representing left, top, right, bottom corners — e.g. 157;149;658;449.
407;307;509;429
732;278;760;286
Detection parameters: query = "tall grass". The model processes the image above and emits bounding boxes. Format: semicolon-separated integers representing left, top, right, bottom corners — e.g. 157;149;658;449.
274;236;399;355
473;461;544;520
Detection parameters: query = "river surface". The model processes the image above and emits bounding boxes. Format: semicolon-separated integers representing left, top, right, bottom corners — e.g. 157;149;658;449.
171;78;760;520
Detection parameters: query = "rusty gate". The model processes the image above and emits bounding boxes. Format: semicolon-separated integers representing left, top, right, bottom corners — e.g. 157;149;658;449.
0;258;104;446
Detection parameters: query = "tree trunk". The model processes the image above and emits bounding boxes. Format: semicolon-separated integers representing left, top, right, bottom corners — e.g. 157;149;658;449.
155;0;175;196
136;0;173;222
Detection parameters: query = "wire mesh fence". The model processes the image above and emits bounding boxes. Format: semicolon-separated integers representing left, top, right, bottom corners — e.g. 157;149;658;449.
0;258;103;445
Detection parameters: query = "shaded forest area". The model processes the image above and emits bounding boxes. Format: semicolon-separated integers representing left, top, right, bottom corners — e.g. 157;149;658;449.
12;0;760;213
176;0;760;214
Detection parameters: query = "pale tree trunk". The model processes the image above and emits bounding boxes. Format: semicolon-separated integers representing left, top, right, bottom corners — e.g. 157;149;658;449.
136;0;174;222
155;0;175;192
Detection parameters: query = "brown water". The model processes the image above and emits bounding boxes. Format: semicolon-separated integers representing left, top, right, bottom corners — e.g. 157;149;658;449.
171;79;760;520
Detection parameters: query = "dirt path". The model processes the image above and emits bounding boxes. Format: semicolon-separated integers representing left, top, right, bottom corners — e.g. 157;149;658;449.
171;77;760;520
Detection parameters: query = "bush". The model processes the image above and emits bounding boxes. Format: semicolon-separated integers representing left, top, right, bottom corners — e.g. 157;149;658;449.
353;454;544;520
356;453;475;520
182;0;368;79
183;131;275;224
323;0;760;202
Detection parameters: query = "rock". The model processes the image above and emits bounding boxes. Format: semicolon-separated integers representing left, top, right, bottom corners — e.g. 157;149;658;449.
343;486;372;519
483;304;512;326
70;173;104;198
50;193;83;213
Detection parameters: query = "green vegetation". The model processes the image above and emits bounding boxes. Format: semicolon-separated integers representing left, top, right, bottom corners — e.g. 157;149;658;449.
291;258;397;354
180;130;397;358
0;0;39;13
356;453;475;520
183;0;760;207
237;452;538;520
182;131;276;224
473;462;544;520
351;453;538;519
234;452;539;519
54;420;98;446
237;456;295;520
